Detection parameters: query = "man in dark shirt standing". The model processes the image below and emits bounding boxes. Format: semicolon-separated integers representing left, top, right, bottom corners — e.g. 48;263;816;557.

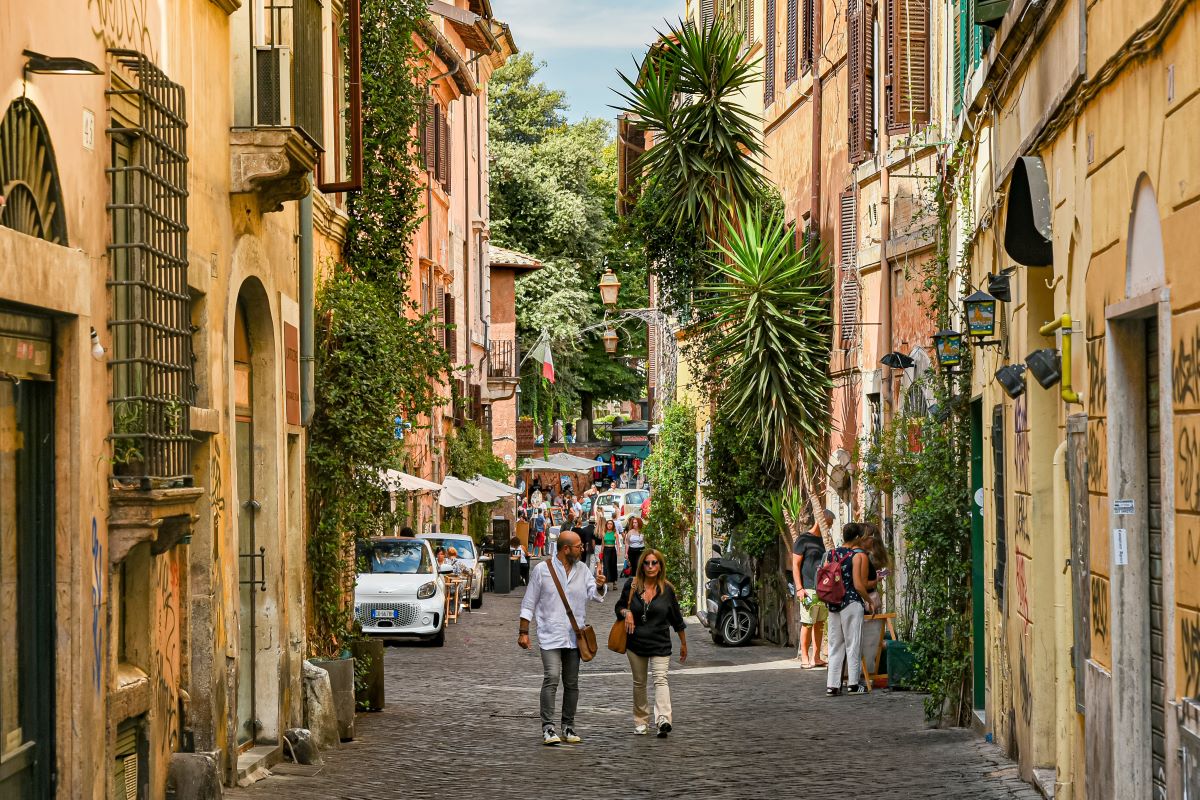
792;509;833;668
574;513;596;571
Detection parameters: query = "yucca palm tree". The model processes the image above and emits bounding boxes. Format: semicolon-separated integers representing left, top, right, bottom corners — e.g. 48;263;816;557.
696;207;834;540
615;17;768;250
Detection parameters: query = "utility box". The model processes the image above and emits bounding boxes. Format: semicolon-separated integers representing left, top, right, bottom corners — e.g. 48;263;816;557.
492;517;512;594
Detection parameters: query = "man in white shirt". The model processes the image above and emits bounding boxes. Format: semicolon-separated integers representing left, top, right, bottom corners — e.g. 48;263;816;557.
518;531;607;746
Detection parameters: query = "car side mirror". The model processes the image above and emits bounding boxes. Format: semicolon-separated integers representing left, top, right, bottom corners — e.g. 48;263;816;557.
712;544;722;556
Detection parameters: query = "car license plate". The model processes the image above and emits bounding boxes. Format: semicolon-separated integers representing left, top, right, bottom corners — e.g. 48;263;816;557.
372;609;397;619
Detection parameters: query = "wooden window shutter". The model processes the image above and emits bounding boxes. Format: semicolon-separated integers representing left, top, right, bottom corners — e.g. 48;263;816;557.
764;0;776;105
438;105;450;191
745;0;754;44
785;0;798;84
847;0;872;163
838;189;859;344
802;0;815;73
701;0;715;29
886;0;930;133
444;292;457;360
423;99;436;171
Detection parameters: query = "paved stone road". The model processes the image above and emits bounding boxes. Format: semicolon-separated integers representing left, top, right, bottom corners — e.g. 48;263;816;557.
230;590;1040;800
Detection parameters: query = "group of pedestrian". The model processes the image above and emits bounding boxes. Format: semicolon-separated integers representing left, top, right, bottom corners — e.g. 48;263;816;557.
791;510;891;697
518;534;686;746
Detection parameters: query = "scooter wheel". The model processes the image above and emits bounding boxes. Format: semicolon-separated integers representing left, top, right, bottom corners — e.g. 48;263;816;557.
720;611;755;647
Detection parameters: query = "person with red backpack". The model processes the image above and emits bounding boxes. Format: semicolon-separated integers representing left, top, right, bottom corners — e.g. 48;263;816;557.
817;523;875;696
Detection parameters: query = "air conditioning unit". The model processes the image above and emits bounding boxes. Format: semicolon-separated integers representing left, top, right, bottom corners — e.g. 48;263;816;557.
253;45;292;127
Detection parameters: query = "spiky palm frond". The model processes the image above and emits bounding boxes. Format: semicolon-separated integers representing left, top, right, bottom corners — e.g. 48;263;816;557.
614;17;768;246
696;207;833;484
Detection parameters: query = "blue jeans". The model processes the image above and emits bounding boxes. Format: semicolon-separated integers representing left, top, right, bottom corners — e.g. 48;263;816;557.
539;647;581;731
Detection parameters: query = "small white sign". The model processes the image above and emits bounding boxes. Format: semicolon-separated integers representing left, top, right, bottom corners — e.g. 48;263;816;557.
1113;528;1129;566
974;488;985;509
82;108;95;151
1113;499;1135;515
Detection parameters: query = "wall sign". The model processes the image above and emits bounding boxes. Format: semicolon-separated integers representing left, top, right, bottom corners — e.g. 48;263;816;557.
283;322;300;426
1113;528;1129;566
1113;499;1135;516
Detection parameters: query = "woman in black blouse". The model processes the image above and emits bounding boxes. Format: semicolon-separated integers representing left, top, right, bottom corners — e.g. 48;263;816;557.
615;549;688;737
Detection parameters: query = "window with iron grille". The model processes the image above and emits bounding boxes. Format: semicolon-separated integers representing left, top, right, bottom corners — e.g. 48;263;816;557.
106;51;193;486
785;0;798;85
764;0;777;105
802;0;815;73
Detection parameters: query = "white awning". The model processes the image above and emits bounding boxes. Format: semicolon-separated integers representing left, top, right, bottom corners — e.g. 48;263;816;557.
442;475;507;504
545;452;601;471
378;469;444;493
471;475;522;496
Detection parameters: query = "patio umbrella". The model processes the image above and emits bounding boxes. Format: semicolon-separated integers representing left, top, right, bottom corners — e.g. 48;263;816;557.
471;475;521;496
437;479;477;508
442;475;507;503
518;457;589;474
545;452;602;472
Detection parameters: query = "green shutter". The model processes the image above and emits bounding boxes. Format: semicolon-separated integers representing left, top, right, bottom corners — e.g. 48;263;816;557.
974;0;1008;27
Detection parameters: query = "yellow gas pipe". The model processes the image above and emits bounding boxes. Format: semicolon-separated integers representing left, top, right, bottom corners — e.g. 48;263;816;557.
1038;313;1081;404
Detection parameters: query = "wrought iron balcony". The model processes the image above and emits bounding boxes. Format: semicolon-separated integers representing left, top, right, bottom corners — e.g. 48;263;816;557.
488;339;519;381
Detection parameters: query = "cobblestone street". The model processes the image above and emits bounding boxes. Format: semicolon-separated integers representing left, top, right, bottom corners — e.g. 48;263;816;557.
230;590;1040;800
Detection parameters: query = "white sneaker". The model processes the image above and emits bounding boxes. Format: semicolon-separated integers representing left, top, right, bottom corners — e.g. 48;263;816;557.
562;727;582;744
542;728;561;746
633;724;649;735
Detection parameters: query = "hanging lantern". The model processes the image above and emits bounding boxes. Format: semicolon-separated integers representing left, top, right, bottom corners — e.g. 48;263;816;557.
931;329;964;367
964;290;998;338
598;267;621;307
602;327;619;355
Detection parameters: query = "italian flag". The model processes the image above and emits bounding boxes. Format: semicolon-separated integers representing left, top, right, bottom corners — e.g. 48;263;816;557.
531;337;555;383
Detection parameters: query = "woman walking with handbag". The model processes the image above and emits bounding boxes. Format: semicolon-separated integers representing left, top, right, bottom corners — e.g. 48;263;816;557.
822;523;875;696
624;515;646;578
614;549;687;737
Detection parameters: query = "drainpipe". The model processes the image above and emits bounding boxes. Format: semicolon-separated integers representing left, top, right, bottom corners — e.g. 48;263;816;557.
879;14;894;532
299;185;314;426
1051;438;1075;797
810;0;823;237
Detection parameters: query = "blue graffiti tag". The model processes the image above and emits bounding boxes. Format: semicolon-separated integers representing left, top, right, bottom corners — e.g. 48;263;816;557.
92;517;103;692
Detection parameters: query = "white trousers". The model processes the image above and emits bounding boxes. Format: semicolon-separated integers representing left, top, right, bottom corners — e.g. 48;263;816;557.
826;602;865;689
627;653;672;726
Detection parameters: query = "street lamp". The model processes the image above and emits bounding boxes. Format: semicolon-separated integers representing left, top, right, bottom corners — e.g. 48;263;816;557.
598;267;621;308
1025;348;1062;389
22;49;103;77
931;329;964;368
602;327;619;355
964;290;999;339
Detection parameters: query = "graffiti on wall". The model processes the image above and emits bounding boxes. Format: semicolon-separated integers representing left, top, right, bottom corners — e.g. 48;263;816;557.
1181;418;1200;514
91;516;103;693
1013;493;1031;549
1087;339;1107;416
1091;574;1111;658
155;555;181;752
88;0;157;61
1087;418;1108;495
1182;611;1200;699
1014;395;1030;494
1173;318;1200;409
1014;553;1030;623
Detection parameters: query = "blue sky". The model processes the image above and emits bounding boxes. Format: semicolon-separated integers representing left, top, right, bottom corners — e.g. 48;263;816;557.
496;0;682;122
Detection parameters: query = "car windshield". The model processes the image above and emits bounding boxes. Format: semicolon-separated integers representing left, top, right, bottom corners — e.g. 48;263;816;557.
598;494;619;507
363;541;432;574
424;538;475;559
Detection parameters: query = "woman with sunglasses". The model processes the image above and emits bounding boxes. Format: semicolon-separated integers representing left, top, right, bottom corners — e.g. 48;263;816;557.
615;549;688;737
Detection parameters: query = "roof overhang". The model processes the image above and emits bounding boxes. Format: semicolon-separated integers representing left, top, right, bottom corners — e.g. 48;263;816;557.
488;243;542;272
418;18;479;96
1003;156;1053;267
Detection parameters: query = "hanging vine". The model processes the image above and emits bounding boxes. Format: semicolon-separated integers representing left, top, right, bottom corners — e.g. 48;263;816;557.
306;0;450;659
861;143;978;724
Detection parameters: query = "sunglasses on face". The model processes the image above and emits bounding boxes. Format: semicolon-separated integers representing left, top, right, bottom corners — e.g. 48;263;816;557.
643;560;660;567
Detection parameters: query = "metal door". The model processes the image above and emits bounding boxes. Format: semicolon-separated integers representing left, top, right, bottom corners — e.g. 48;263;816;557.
0;377;55;797
234;303;263;747
1146;318;1166;797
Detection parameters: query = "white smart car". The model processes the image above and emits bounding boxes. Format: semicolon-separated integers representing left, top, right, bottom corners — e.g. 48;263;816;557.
354;537;446;646
418;532;484;609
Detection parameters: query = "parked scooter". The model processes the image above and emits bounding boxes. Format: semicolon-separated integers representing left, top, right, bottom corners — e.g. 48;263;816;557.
698;544;758;646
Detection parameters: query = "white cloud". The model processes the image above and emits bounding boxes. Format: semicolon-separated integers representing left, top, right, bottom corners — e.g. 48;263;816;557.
496;0;680;50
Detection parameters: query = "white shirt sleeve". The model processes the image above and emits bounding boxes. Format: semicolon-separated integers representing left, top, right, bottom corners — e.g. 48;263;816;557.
520;562;542;622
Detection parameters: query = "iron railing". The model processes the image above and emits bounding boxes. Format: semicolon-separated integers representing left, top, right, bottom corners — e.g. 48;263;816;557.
106;50;193;486
488;339;518;380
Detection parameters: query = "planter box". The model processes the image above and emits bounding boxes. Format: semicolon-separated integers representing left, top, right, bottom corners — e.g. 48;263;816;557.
885;640;914;690
310;657;355;741
349;640;385;712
